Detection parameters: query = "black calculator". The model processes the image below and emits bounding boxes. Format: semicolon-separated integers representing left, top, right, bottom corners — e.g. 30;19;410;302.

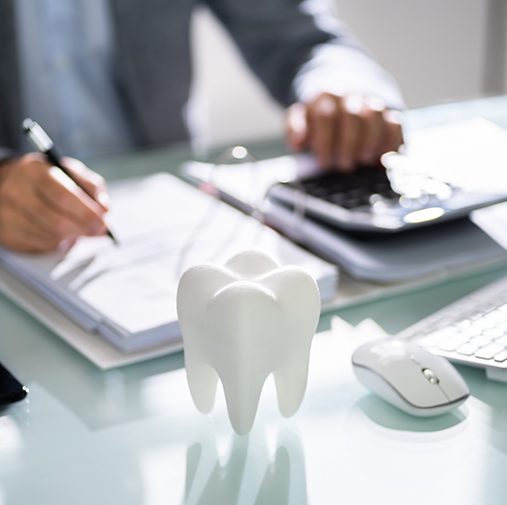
266;152;507;233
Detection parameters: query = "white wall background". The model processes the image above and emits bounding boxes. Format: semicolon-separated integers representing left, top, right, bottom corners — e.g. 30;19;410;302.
189;0;506;151
188;7;284;153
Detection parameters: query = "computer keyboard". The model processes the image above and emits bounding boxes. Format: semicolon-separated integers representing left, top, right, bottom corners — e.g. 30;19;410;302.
397;274;507;382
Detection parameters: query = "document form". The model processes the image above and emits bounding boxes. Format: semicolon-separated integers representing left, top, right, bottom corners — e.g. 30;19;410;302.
0;173;338;353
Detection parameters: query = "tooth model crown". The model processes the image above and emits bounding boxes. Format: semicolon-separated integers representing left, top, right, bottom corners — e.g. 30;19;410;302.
176;249;321;435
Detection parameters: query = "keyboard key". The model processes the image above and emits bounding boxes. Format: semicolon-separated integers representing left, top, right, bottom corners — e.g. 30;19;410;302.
459;325;483;338
471;318;496;331
456;319;473;329
456;343;479;356
475;343;505;360
439;333;471;352
494;350;507;363
482;328;505;339
495;335;507;346
470;335;492;347
417;326;457;348
495;321;507;331
485;309;507;323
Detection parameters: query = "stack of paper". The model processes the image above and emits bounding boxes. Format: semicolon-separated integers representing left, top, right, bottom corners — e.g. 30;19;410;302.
0;174;338;353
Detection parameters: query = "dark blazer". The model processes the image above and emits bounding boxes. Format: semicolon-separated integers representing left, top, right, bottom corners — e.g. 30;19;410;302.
0;0;384;158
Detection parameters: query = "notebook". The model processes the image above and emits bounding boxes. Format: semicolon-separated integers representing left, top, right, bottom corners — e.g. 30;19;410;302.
0;173;338;355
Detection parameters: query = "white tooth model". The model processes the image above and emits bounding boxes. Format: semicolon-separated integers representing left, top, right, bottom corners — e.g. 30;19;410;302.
176;249;321;435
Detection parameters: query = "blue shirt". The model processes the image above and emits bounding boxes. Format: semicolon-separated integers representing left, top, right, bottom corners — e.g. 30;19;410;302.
14;0;136;158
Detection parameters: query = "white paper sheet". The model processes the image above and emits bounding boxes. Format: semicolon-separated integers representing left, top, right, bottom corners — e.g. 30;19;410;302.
0;173;338;353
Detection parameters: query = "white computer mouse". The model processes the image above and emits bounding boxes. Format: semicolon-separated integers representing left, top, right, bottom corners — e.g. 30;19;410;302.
352;338;470;416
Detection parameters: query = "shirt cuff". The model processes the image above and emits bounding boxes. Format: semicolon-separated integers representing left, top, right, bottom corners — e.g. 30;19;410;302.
292;43;406;111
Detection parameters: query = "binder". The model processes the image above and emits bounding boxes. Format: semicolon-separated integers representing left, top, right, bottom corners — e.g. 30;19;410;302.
0;173;338;359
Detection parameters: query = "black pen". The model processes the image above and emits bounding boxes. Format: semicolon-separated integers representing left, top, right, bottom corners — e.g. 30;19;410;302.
22;118;118;245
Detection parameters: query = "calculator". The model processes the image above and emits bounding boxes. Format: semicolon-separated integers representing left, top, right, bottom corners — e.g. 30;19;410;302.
266;152;507;233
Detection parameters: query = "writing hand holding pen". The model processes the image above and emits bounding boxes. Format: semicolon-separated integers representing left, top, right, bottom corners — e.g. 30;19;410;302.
0;120;115;253
22;119;117;243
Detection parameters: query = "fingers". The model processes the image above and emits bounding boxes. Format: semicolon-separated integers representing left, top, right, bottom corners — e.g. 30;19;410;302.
357;97;385;165
285;93;404;172
61;157;110;210
336;95;362;172
382;109;404;154
285;102;310;152
310;94;338;169
0;154;110;253
39;167;107;234
23;180;98;238
0;204;67;253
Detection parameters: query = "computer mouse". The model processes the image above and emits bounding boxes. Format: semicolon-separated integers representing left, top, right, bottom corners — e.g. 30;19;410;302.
352;338;470;417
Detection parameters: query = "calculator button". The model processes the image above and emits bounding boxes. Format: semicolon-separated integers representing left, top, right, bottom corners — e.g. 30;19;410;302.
329;194;347;205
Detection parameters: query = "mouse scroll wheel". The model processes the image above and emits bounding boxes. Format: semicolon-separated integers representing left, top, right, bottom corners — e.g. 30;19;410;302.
422;368;440;385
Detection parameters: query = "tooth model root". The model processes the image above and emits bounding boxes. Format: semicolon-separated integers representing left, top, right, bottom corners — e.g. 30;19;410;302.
185;358;219;414
220;368;268;436
177;249;321;435
274;351;312;418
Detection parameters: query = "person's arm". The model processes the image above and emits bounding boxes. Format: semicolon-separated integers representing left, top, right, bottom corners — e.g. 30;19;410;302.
205;0;405;170
0;154;110;252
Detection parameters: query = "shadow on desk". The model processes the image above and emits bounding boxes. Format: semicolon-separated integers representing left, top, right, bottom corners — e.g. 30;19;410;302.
183;424;308;505
356;395;467;432
455;364;507;455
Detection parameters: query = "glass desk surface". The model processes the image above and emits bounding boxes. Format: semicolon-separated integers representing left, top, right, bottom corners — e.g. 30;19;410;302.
1;96;507;505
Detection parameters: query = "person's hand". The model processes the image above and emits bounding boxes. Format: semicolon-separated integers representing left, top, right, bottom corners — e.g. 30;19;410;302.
285;92;404;172
0;153;110;253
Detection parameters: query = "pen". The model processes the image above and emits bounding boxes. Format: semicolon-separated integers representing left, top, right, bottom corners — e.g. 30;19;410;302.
22;118;118;245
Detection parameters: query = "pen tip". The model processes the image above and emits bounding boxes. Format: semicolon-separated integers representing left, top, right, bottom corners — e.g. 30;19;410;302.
106;229;118;245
